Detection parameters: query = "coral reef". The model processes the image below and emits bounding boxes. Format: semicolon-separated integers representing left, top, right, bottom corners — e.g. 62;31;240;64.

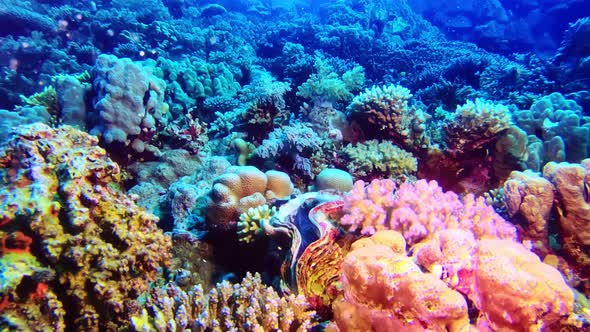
206;166;294;231
348;84;431;153
0;1;589;330
131;272;317;331
0;124;171;330
342;139;417;181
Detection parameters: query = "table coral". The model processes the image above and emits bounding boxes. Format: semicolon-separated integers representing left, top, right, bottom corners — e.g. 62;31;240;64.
131;272;317;332
0;123;171;331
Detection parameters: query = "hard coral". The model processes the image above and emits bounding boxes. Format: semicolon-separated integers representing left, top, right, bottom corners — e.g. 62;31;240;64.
473;239;574;331
0;124;171;331
443;98;512;157
206;166;294;231
342;139;417;181
330;231;470;332
503;170;554;253
340;179;516;245
131;272;317;331
348;84;431;153
543;160;590;277
90;54;169;157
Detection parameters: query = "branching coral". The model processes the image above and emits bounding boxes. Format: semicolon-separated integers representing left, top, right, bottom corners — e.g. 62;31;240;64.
443;98;512;157
131;272;317;331
237;205;277;243
297;55;365;102
347;84;431;153
342;139;417;181
0;124;172;330
339;179;516;245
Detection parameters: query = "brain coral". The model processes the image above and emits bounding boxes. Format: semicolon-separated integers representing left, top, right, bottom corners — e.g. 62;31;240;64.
0;124;171;331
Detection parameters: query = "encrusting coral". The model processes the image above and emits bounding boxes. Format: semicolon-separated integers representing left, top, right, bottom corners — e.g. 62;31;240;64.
131;272;318;332
0;123;172;331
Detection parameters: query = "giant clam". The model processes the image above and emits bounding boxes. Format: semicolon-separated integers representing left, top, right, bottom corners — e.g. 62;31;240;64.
267;191;355;314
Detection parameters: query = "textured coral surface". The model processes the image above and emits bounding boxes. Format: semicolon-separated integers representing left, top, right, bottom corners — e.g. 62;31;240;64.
0;124;171;331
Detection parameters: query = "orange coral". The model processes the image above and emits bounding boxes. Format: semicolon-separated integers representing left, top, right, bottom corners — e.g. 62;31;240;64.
543;160;590;277
0;124;171;331
330;231;470;331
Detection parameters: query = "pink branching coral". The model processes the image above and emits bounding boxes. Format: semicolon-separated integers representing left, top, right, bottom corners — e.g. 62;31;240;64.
340;179;517;245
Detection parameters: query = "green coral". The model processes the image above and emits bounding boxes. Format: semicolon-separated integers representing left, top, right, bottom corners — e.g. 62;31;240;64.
342;140;417;179
297;55;365;102
19;85;58;117
237;205;277;243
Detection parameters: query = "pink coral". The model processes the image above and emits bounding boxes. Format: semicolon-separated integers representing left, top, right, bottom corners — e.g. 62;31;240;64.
340;179;517;245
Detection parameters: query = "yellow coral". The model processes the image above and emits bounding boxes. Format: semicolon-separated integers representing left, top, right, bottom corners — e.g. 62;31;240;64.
237;205;277;243
19;85;59;120
0;124;171;330
343;140;417;180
